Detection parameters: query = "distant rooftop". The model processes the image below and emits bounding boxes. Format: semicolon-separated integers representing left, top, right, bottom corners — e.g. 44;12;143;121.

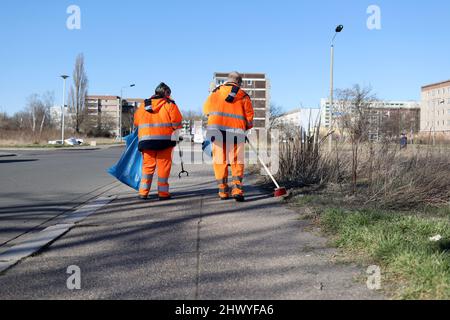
214;72;266;79
421;79;450;90
87;95;120;100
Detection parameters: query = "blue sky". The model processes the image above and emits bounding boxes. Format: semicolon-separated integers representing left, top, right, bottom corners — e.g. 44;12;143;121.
1;0;450;115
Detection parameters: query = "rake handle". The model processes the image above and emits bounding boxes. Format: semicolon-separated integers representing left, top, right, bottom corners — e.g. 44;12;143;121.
246;138;281;189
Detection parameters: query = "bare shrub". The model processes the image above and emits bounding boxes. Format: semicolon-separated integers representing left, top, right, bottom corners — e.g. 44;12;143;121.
275;113;339;188
277;83;450;211
362;144;450;209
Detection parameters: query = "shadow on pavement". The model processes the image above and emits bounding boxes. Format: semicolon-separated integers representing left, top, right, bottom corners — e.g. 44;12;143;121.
0;159;38;164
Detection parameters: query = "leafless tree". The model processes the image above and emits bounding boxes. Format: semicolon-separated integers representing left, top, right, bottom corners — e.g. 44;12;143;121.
0;109;8;129
24;92;53;138
269;103;283;128
335;85;377;194
183;110;203;123
68;53;89;133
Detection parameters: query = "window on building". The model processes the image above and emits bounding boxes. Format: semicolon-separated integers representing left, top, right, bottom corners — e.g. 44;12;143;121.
247;80;253;86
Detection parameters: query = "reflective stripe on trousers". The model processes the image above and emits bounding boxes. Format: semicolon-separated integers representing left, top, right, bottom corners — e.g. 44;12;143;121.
212;141;245;197
140;148;174;197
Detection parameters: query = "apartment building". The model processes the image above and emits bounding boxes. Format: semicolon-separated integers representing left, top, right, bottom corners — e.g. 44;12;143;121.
320;98;420;140
275;108;321;129
85;96;146;137
85;96;121;136
122;98;145;136
211;73;270;130
420;80;450;134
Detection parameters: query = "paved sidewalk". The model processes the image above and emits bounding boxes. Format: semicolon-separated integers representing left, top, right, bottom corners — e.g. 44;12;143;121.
0;164;382;300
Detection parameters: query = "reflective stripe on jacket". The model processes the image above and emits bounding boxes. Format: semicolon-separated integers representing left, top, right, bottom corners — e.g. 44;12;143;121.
203;83;254;133
134;96;183;151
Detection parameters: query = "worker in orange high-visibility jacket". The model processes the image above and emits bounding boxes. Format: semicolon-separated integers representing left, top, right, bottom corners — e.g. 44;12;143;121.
203;72;254;202
134;83;183;201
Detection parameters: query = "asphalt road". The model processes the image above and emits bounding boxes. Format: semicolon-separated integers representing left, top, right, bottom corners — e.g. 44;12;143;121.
0;146;382;300
0;147;123;246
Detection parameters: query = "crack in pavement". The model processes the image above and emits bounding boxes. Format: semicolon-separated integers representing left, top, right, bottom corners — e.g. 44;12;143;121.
194;196;204;300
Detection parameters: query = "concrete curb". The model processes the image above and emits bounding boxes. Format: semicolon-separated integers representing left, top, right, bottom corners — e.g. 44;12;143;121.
0;195;116;274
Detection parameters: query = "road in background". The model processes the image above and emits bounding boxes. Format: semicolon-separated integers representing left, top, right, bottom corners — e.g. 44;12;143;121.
0;147;124;247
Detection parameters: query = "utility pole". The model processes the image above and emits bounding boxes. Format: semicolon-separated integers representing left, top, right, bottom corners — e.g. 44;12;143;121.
61;75;69;145
328;25;344;151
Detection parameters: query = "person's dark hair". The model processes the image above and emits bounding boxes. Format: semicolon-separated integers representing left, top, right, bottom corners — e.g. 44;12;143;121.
155;82;172;97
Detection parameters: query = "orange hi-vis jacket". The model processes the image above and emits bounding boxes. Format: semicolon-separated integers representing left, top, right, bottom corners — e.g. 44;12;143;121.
134;96;183;151
203;82;254;134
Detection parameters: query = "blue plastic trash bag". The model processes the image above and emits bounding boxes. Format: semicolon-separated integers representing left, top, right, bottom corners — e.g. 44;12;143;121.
202;139;213;158
108;130;142;191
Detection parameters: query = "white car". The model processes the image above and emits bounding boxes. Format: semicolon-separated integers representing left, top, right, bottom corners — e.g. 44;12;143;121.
65;138;83;146
194;133;204;144
193;126;204;144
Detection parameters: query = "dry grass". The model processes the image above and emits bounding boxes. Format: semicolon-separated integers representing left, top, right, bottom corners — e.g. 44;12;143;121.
360;144;450;209
0;129;60;146
0;129;120;147
277;134;450;210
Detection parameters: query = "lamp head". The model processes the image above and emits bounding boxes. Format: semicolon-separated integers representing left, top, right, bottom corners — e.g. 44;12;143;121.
336;25;344;33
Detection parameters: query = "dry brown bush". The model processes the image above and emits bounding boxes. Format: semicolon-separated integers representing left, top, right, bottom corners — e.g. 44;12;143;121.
277;134;450;210
360;144;450;209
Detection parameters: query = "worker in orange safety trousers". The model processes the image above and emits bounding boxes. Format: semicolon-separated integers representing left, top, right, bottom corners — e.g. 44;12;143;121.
203;72;254;202
134;83;183;201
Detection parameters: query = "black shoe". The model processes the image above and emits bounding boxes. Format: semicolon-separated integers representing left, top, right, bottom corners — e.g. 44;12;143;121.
234;195;245;202
159;196;172;201
138;195;149;201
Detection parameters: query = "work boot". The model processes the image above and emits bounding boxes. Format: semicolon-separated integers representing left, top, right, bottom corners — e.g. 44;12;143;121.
138;195;149;201
220;196;230;201
233;195;245;202
159;196;172;201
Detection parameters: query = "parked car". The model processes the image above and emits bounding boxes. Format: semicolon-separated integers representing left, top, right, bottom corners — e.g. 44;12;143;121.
65;138;83;146
193;126;204;144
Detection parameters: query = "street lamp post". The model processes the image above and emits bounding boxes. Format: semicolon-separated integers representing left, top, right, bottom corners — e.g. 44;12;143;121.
329;25;344;150
61;75;69;145
119;84;136;140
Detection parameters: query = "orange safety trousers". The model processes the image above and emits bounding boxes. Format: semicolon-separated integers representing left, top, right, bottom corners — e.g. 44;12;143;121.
212;141;245;198
139;147;174;198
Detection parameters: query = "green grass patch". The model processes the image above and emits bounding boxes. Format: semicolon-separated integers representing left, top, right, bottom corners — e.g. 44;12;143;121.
321;209;450;300
294;195;316;206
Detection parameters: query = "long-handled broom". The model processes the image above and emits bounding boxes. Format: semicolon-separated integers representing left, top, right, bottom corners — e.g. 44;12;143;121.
246;138;287;198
